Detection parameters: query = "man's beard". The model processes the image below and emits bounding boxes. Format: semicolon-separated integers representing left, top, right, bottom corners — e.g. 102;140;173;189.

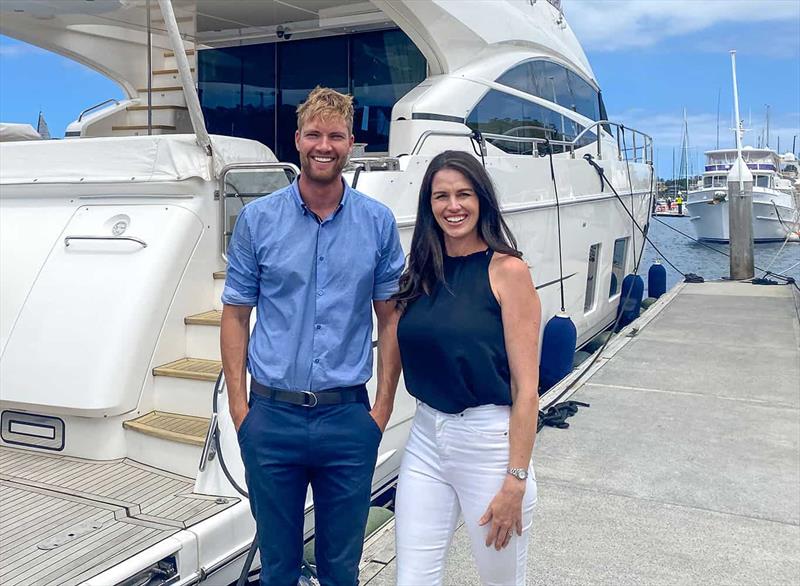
300;151;349;184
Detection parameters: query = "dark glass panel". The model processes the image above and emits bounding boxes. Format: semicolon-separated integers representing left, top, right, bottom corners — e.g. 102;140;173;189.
239;44;276;147
533;61;572;109
277;36;348;163
351;30;426;152
199;45;276;148
498;60;602;124
467;90;568;155
567;70;599;120
199;47;243;137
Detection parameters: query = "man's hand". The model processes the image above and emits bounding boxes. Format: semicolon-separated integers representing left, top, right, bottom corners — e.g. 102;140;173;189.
369;405;392;433
231;404;249;432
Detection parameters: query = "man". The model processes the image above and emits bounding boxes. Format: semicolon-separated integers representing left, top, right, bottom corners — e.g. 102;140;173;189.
220;86;404;586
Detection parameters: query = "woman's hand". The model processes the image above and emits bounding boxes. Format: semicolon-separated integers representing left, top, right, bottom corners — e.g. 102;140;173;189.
478;477;526;550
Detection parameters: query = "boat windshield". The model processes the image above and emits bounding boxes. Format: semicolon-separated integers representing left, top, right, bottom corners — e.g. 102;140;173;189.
703;175;727;188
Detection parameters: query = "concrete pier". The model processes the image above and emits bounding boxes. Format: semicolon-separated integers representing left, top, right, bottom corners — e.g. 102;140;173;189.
361;281;800;585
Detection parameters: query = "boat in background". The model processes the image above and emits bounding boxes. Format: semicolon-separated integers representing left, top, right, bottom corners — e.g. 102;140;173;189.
686;146;800;242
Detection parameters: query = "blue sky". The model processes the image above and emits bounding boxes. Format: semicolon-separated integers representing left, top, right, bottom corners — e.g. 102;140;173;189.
1;0;798;179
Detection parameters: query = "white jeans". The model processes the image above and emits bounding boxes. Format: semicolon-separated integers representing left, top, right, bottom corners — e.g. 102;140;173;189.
395;401;537;586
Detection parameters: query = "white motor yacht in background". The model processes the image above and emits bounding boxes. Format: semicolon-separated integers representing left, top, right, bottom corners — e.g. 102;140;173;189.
0;1;653;583
687;147;800;242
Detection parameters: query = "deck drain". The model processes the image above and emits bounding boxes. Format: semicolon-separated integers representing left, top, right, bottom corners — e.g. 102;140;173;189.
37;520;104;550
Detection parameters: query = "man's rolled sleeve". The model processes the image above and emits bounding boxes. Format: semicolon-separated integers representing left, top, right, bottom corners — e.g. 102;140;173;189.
222;207;259;306
372;213;405;301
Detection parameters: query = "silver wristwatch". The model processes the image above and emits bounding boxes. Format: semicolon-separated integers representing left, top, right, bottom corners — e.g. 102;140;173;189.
507;467;528;480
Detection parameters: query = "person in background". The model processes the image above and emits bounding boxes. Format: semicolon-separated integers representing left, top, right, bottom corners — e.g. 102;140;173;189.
393;150;541;585
220;86;405;586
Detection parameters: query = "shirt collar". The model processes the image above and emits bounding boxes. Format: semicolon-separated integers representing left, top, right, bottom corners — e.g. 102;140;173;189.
290;177;350;218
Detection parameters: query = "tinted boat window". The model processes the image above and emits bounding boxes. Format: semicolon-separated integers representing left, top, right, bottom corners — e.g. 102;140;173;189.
199;29;426;163
467;90;554;154
466;90;594;155
278;36;349;163
241;44;276;147
351;30;427;153
497;59;601;121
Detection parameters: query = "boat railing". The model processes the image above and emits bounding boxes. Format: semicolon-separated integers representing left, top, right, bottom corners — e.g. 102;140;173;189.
218;162;300;262
410;129;482;157
77;98;121;122
348;121;652;187
573;121;654;164
479;132;574;156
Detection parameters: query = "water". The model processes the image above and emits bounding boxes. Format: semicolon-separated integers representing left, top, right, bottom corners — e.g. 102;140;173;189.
638;216;800;294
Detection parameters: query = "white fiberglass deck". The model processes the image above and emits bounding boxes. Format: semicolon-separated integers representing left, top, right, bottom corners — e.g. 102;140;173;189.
0;447;237;586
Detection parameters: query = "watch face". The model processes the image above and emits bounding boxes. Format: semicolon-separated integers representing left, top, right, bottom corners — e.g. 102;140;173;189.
509;468;527;480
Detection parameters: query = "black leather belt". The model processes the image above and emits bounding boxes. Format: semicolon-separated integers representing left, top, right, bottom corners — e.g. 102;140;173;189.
251;379;367;407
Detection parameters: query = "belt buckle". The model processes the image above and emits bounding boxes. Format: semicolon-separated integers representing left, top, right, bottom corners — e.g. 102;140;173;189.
301;391;318;408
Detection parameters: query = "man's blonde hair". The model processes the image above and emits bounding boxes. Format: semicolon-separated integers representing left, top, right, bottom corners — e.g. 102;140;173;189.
296;86;354;134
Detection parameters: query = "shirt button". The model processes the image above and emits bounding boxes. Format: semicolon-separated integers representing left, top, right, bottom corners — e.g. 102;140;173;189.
318;255;324;261
315;324;322;330
314;358;320;364
317;290;324;296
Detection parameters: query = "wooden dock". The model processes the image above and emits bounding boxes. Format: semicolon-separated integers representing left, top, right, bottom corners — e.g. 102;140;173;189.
362;281;800;584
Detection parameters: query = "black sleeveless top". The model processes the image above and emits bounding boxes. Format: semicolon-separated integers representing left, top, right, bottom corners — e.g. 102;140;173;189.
397;249;512;414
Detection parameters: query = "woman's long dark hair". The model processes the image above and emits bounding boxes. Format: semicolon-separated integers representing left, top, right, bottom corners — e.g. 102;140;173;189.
393;150;522;310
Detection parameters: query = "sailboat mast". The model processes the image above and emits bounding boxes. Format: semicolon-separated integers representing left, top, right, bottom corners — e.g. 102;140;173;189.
765;104;770;149
715;88;722;150
731;50;745;188
684;108;689;194
672;147;676;198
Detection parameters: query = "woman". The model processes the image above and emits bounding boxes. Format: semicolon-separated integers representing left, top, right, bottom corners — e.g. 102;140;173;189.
394;150;541;586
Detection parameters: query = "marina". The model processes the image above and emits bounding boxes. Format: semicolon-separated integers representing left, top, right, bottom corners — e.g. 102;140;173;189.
359;279;800;584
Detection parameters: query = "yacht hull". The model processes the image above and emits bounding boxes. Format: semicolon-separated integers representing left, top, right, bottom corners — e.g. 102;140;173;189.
686;188;800;242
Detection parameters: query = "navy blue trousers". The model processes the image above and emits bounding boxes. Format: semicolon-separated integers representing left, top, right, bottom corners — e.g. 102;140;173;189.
237;390;382;586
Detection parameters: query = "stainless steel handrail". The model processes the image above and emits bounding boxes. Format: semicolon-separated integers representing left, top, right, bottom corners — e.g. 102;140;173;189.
77;99;121;122
64;235;147;247
218;162;300;263
410;129;478;156
572;121;654;163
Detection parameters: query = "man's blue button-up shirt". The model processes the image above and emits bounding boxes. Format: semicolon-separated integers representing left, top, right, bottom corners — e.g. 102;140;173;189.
221;179;405;392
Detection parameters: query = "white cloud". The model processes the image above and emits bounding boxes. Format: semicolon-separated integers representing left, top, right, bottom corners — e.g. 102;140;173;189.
564;0;800;52
0;41;47;58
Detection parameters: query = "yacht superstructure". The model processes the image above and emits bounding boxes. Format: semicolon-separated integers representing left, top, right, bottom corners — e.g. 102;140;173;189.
686;147;800;242
0;1;653;583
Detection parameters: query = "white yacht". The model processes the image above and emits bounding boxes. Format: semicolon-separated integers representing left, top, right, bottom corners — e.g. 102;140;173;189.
686;147;800;242
0;1;653;584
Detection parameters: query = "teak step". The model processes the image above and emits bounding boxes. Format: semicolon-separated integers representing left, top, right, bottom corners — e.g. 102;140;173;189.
112;124;176;131
154;357;221;382
213;271;226;280
185;309;222;326
164;49;196;57
127;105;188;111
137;86;184;93
153;68;195;75
124;411;209;446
